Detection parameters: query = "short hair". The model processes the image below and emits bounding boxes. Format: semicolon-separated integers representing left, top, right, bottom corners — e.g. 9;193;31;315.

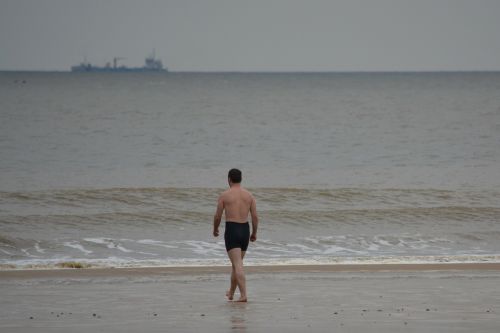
228;168;242;183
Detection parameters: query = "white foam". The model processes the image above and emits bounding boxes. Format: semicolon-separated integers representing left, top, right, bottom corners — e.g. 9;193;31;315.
34;242;45;254
63;241;92;255
83;237;110;245
20;248;39;257
322;245;364;255
136;239;177;249
115;245;132;253
373;237;392;247
84;238;133;253
136;251;159;256
287;243;319;254
0;248;12;255
177;240;226;256
301;234;457;255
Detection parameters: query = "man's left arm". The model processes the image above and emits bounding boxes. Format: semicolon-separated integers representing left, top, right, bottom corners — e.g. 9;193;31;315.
213;195;224;237
249;195;259;242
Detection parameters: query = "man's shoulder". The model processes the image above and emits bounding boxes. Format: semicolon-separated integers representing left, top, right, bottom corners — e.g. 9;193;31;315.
241;188;254;199
243;187;252;194
219;188;237;198
219;189;231;197
220;187;253;199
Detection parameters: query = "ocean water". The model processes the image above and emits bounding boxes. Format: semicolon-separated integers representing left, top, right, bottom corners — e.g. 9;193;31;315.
1;72;499;269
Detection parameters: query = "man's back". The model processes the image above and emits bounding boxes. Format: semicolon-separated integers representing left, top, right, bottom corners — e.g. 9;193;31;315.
221;187;254;223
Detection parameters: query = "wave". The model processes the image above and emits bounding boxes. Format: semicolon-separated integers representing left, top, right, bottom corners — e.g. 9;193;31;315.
1;233;499;270
2;187;499;271
2;187;499;208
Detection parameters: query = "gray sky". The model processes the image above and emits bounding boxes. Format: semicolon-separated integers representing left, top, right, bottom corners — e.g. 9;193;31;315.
1;0;500;71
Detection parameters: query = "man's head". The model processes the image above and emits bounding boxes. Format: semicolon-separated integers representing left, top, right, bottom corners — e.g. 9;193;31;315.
228;168;242;184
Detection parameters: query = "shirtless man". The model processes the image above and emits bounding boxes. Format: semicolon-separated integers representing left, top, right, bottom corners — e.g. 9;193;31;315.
213;168;259;302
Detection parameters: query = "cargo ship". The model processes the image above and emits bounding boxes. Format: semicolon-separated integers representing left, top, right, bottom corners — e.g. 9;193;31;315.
71;52;167;72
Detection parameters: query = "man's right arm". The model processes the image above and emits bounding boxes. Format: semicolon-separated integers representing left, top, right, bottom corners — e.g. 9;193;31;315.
249;196;258;242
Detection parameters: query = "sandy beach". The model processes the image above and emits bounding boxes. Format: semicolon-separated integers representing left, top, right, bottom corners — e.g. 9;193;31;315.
1;263;499;332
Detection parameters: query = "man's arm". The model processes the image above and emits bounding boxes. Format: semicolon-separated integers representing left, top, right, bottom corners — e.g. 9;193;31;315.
250;196;259;242
213;195;224;237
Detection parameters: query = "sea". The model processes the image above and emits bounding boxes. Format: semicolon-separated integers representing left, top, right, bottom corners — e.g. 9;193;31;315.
1;71;499;269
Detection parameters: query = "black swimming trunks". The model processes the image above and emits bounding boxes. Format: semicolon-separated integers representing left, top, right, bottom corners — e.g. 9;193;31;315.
224;221;250;252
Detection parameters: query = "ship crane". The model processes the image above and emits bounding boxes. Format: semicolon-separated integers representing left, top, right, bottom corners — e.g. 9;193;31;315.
113;57;125;68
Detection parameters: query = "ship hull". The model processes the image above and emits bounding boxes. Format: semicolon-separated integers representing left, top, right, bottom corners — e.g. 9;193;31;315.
71;66;168;73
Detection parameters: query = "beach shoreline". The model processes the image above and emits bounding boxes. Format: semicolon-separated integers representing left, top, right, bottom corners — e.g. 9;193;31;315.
1;262;500;279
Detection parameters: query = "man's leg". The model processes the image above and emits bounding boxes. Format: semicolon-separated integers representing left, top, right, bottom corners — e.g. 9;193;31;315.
227;251;246;300
227;248;247;302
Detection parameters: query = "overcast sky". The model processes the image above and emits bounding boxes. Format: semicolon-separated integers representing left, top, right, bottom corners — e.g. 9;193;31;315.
1;0;500;71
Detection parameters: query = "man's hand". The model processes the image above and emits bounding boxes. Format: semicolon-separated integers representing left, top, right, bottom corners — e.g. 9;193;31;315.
213;229;219;237
250;233;257;242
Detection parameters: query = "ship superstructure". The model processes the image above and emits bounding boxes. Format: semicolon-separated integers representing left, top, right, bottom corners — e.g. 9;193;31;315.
71;51;167;72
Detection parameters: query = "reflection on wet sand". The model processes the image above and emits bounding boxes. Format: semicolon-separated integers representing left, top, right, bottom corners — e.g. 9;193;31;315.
229;302;247;332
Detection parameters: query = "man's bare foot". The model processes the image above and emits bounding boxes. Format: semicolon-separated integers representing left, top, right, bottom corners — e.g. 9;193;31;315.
226;290;234;301
236;297;247;302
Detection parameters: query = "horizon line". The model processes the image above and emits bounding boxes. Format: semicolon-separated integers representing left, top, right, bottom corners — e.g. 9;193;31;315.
2;69;500;74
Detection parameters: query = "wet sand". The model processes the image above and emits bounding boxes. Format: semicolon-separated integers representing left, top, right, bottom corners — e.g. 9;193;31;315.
1;264;499;332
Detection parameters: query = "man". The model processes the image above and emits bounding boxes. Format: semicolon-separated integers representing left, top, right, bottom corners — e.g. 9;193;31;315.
213;168;259;302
